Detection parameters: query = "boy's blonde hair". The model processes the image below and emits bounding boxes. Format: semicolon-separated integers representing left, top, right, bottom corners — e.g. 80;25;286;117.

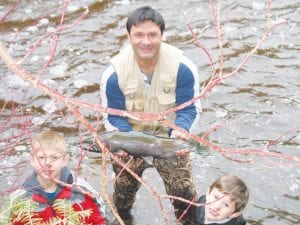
31;131;66;155
209;174;249;212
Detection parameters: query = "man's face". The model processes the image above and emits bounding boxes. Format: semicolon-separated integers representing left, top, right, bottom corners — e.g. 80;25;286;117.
205;188;238;222
30;145;68;181
128;20;163;62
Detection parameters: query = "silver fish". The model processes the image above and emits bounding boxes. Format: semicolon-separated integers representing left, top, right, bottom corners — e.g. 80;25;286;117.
85;131;200;160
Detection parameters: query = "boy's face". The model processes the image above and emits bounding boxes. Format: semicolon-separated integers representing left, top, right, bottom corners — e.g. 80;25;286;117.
205;188;241;222
30;145;69;181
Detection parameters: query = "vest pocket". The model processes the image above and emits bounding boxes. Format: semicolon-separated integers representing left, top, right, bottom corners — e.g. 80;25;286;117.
125;100;134;110
157;74;176;105
125;94;144;111
123;77;145;111
134;99;144;110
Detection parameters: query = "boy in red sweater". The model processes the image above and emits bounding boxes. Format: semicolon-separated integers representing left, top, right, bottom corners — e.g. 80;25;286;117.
7;131;106;225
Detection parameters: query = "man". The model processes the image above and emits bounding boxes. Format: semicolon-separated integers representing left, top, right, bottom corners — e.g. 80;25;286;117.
100;6;201;225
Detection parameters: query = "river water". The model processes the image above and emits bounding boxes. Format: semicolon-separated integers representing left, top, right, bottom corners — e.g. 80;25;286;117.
0;0;299;224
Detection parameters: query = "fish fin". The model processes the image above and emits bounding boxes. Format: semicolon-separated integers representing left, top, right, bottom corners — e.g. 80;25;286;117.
165;150;190;165
142;156;154;165
175;149;190;156
112;151;129;158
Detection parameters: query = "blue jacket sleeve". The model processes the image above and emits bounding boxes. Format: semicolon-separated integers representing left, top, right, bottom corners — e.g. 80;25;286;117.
106;73;132;131
174;63;197;131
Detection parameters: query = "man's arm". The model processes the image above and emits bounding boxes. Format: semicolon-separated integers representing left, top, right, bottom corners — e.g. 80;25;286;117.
172;55;201;136
100;65;132;131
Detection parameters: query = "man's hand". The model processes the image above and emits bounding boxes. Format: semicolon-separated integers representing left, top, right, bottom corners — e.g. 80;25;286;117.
170;130;187;140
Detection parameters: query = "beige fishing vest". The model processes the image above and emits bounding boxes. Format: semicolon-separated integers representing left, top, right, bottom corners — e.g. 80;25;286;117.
110;43;183;135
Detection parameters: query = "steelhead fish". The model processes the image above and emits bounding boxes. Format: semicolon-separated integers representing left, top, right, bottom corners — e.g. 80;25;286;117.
85;131;199;160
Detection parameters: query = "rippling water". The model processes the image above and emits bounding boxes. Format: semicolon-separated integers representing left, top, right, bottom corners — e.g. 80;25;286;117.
0;0;299;224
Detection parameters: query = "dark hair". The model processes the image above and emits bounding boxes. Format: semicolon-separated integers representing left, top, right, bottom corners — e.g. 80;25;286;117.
209;174;249;212
126;6;165;34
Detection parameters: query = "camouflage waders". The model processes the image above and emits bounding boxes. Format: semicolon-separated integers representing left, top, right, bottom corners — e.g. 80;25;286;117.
112;154;197;225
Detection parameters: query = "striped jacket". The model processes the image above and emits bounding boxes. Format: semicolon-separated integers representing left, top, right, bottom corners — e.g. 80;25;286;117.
10;167;106;225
